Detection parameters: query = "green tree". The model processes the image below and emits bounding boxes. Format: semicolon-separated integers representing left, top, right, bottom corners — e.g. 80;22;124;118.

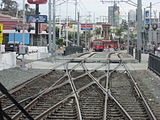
1;0;18;11
115;27;124;43
94;27;101;35
56;38;64;46
0;0;18;16
121;19;128;30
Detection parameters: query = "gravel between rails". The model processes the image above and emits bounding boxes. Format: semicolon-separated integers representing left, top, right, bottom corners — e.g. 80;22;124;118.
0;67;49;90
130;70;160;119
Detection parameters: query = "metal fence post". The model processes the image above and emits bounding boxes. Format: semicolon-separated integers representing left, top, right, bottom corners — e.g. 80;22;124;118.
0;101;4;120
0;83;34;120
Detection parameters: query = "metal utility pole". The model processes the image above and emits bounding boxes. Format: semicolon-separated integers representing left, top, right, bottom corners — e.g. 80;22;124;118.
35;4;39;46
66;0;69;47
127;13;130;54
52;0;56;52
48;0;52;52
59;5;62;38
75;0;78;21
148;2;152;49
21;0;26;68
77;12;80;46
136;0;142;62
22;0;25;46
74;0;78;45
85;19;87;49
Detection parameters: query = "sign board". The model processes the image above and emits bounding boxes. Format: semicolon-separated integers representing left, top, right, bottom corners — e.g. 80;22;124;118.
26;15;47;23
0;24;3;44
81;24;93;30
9;33;30;44
27;0;47;4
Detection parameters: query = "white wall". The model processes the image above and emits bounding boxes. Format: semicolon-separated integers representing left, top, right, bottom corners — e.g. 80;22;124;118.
0;45;5;53
19;46;50;60
0;52;16;71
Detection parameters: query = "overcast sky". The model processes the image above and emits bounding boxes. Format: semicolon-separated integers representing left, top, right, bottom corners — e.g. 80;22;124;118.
2;0;160;21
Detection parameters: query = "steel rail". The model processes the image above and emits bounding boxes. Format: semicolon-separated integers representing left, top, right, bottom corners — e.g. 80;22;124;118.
11;63;84;119
3;61;80;112
118;53;157;120
1;57;82;111
65;63;83;120
35;70;113;120
108;90;133;120
35;81;102;120
35;95;75;120
123;63;157;120
27;63;109;120
103;56;110;120
0;54;77;99
81;57;133;120
11;53;95;119
1;52;93;120
10;53;121;119
33;56;121;120
0;74;43;99
35;73;111;119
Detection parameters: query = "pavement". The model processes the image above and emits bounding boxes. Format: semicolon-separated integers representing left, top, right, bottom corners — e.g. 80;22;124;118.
21;51;149;71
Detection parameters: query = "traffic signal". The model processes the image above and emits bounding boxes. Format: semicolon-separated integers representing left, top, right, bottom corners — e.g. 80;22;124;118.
144;24;150;30
152;23;158;31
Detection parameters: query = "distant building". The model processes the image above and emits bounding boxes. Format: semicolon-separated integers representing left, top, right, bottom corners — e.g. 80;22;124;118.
128;10;136;22
108;3;120;27
128;10;136;27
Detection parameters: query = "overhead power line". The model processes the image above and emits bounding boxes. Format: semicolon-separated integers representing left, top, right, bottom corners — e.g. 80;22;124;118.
100;0;128;4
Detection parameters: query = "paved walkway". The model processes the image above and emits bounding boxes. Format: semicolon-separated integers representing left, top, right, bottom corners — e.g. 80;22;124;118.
23;52;149;71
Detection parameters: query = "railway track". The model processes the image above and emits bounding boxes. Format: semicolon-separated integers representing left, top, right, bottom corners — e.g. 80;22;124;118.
1;52;159;120
0;52;96;119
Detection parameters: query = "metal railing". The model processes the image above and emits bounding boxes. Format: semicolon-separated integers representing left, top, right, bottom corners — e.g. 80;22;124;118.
148;53;160;76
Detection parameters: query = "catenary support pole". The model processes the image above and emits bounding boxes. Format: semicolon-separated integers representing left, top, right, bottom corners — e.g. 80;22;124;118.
136;0;142;62
77;12;80;46
66;0;69;47
35;4;39;46
53;0;56;53
21;0;26;68
48;0;52;52
148;2;152;50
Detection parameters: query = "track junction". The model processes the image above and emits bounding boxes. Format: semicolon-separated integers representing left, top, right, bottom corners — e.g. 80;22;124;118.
0;52;160;120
